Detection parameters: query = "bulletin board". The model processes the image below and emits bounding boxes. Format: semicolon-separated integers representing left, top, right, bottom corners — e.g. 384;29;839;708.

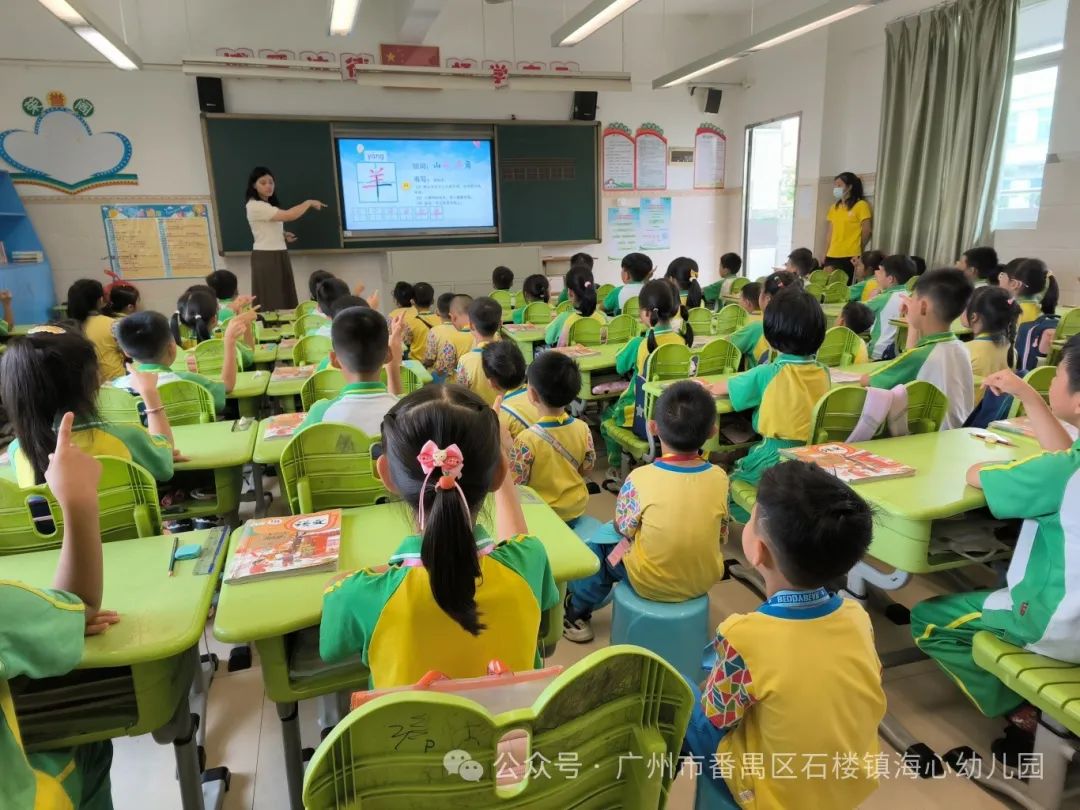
101;203;215;279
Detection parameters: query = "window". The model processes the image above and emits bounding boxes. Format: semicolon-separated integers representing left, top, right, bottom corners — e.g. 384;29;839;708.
992;0;1069;230
742;115;801;279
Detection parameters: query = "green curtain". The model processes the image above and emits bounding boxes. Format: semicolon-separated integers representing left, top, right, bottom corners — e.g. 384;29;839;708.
874;0;1017;265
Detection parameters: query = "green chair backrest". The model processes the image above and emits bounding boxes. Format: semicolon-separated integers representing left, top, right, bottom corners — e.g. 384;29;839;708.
686;307;713;335
806;281;827;300
555;300;573;314
293;334;332;366
297;313;328;338
1009;365;1056;418
93;455;162;542
905;380;947;434
1057;307;1080;341
295;300;318;319
828;268;849;285
521;301;553;325
157;379;216;426
192;339;242;376
279;422;389;514
567;316;605;347
905;276;918;291
730;277;749;294
300;368;346;412
809;269;831;286
96;385;143;427
596;283;616;304
0;479;59;555
399;363;423;395
643;342;692;382
489;290;513;313
694;338;742;376
604;314;636;344
302;646;692;810
808;386;869;444
822;280;848;304
621;295;640;317
713;304;748;336
817;326;864;368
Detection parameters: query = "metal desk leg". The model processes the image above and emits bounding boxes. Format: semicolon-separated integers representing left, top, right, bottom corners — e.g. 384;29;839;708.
278;701;305;810
251;462;267;518
153;692;230;810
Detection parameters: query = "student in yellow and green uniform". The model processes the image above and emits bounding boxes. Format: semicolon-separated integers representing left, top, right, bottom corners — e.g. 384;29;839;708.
602;252;653;315
426;294;474;383
866;255;916;360
491;265;517;310
401;282;438;361
173;286;256;368
912;339;1080;764
387;281;418;326
545;266;605;347
961;286;1021;404
848;250;884;302
564;382;729;643
728;271;797;369
957;246;1000;287
702;252;742;308
834;302;873;364
683;462;885;810
481;341;539;439
601;280;693;471
512;274;551;324
508;351;596;535
823;171;872;284
66;279;128;382
1000;257;1059;327
205;269;253;325
701;287;830;522
454;297;503;406
3;327;177;487
1;412;121;810
556;253;594;306
320;384;558;688
665;256;703;309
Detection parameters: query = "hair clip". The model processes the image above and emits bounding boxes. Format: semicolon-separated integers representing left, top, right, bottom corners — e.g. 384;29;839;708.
27;325;66;336
689;270;699;281
416;441;469;530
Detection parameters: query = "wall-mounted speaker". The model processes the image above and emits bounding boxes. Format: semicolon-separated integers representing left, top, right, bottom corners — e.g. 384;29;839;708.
196;76;225;113
571;91;598;121
703;88;723;114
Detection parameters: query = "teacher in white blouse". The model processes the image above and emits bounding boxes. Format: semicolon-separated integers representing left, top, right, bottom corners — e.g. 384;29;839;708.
244;166;326;310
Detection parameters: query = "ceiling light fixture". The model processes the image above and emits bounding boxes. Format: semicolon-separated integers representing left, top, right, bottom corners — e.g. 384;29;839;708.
551;0;643;47
35;0;142;70
329;0;363;36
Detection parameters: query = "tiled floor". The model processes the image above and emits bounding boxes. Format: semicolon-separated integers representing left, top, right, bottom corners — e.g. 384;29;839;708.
107;460;1020;809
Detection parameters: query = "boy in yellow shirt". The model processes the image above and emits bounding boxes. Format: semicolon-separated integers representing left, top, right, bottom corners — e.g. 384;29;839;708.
509;350;595;528
454;296;502;406
482;340;538;439
683;461;886;810
425;294;473;382
564;381;729;642
401;282;438;361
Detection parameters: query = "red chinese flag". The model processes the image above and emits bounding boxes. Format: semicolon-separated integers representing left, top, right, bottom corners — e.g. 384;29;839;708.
380;44;440;67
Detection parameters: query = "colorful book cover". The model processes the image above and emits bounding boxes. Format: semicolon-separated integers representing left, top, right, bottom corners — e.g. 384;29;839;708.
779;443;915;483
224;510;341;583
829;369;864;384
502;324;537;334
270;363;315;382
263;412;306;440
552;344;600;358
277;338;298;351
990;417;1079;441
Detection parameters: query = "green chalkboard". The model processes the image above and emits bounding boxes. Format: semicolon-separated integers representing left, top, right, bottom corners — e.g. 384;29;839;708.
202;116;599;252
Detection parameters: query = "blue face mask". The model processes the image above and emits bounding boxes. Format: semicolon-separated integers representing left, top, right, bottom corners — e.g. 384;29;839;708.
833;186;845;201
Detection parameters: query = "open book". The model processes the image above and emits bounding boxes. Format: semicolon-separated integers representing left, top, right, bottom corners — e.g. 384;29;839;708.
552;344;601;358
780;443;915;483
270;363;315;382
501;323;538;334
277;338;298;351
225;510;341;583
829;369;865;384
990;416;1079;441
263;412;306;440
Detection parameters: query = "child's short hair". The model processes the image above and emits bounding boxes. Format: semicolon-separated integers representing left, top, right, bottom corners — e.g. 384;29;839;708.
787;248;815;276
522;274;550;304
467;297;502;338
860;250;885;272
331;306;389;374
450;294;473;318
317;277;350;316
308;270;334;301
720;252;742;275
740;282;761;309
755;461;873;588
655;381;716;452
392;281;415;309
882;255;916;285
437;292;455;318
413;282;435;308
913;268;974;324
527;350;581;408
621;252;653;282
492;266;514;290
330;295;368;317
116;311;173;363
911;256;927;276
205;269;238;300
1061;334;1080;394
763;287;826;356
481;340;526;391
963;247;999;281
570;252;594;270
840;302;873;335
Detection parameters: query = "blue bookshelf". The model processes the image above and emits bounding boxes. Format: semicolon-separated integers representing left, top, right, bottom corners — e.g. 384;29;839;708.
0;171;57;325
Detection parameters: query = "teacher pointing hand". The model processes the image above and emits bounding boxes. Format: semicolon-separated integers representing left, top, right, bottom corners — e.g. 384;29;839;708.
245;165;326;310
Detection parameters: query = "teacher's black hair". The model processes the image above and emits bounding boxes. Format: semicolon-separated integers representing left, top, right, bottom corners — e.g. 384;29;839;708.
245;166;280;207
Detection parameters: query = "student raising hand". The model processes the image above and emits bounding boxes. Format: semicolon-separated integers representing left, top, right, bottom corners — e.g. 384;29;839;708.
45;413;120;636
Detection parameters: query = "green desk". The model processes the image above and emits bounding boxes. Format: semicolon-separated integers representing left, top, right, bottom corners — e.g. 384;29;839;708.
8;531;229;809
254;344;277;366
275;340;298;362
501;325;546;359
226;370;270;418
213;494;597;809
171;421;258;524
256;323;295;343
575;342;629;403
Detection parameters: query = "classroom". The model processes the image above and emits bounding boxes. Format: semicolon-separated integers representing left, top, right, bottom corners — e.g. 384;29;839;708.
0;0;1078;808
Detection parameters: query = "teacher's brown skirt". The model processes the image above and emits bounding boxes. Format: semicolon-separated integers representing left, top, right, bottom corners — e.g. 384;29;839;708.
250;250;299;311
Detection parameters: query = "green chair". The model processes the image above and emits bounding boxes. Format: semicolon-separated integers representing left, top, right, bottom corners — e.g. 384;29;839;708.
806;281;827;301
1056;307;1080;342
713;303;748;336
96;385;143;427
555;300;573;314
399;363;424;395
300;368;346;411
693;338;741;376
192;339;241;376
828;268;849;285
904;380;947;434
596;282;616;304
603;314;636;344
905;276;918;291
295;300;318;319
489;289;513;319
293;334;332;366
0;478;58;555
817;326;864;367
296;313;328;338
621;295;640;317
730;479;758;517
521;301;553;325
808;386;869;444
279;422;389;514
1008;365;1056;418
567;317;605;347
822;280;848;304
730;277;749;295
809;269;830;287
686;307;714;335
157;379;215;425
642;342;692;382
93;456;162;542
302;646;692;810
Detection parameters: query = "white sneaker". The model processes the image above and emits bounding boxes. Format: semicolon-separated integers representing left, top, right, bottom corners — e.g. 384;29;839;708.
562;615;594;643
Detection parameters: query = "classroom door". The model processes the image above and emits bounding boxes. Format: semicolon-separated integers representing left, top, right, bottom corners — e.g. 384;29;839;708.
742;115;800;279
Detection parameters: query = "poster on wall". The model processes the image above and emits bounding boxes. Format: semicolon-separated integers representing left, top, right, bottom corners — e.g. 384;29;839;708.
102;204;214;280
607;205;640;259
693;124;726;190
602;123;635;190
638;197;672;250
634;124;667;191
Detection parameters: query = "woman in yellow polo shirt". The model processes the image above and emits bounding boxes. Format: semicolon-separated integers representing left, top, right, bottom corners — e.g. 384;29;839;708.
824;171;872;283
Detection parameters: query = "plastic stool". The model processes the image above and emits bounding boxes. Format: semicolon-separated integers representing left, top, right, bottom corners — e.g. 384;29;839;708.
610;583;710;681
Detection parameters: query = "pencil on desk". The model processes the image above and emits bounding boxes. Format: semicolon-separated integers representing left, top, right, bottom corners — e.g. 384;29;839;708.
168;536;178;577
